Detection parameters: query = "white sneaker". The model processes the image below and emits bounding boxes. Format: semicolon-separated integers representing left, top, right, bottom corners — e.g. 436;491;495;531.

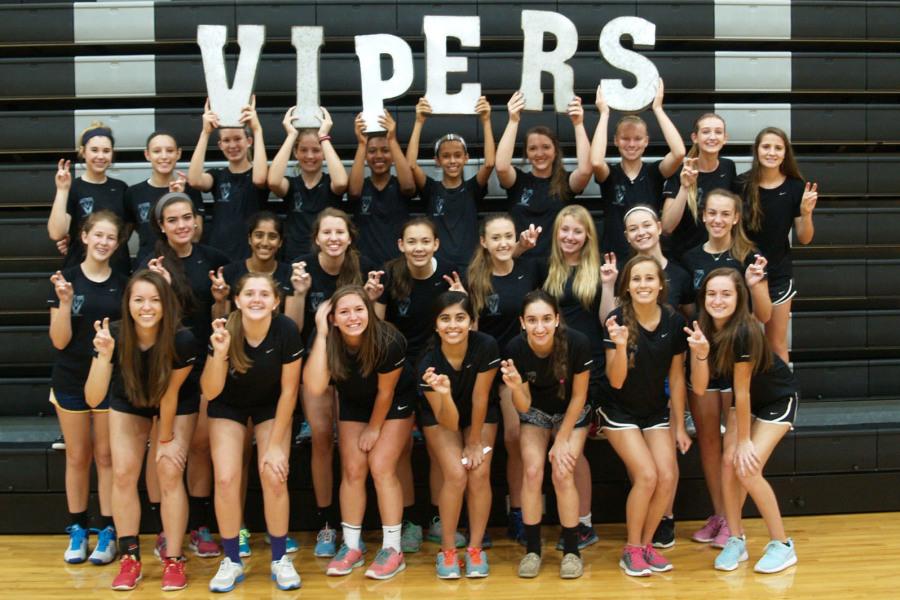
64;525;88;563
88;526;117;565
209;557;244;592
271;555;301;590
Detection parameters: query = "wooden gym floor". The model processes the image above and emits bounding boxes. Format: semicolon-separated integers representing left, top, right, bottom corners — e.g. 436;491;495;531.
2;512;897;598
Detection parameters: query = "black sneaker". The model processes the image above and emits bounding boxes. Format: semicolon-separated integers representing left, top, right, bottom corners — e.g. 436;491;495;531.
51;435;66;451
556;523;599;551
652;516;675;549
507;509;525;545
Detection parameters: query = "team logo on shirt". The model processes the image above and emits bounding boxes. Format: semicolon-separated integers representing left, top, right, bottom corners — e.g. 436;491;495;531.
138;202;151;223
518;189;533;206
397;297;411;317
293;193;304;212
309;292;325;311
486;293;500;316
79;197;94;215
525;371;537;384
71;294;85;315
693;269;706;290
360;195;373;215
433;197;445;216
219;182;231;202
614;185;626;207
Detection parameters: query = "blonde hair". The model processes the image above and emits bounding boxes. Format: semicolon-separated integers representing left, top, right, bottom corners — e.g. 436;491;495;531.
685;113;727;223
704;188;756;265
544;205;601;310
226;273;282;374
78;120;115;158
467;213;515;316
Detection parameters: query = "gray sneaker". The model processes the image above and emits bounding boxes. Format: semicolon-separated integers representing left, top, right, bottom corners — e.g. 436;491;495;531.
518;552;542;578
400;520;423;553
426;517;466;548
560;553;583;579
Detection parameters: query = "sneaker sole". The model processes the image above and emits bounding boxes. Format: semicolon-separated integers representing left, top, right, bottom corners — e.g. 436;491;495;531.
189;545;221;558
466;569;489;579
437;572;461;580
161;582;187;592
715;551;749;571
239;550;252;558
618;560;651;577
560;568;584;579
692;534;716;543
326;559;365;576
649;563;674;573
112;574;143;591
314;548;337;558
271;575;302;590
89;554;116;565
365;561;406;580
754;554;797;574
652;540;675;549
209;574;243;593
65;555;87;564
710;540;729;549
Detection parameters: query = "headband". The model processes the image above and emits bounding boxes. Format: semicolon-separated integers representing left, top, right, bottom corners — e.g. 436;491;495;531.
623;205;659;221
155;192;193;222
80;127;115;147
434;133;467;156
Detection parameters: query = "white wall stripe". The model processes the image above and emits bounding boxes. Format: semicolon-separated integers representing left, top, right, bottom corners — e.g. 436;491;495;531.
74;56;156;98
73;109;156;151
74;1;155;45
715;51;792;92
714;0;791;40
714;103;792;143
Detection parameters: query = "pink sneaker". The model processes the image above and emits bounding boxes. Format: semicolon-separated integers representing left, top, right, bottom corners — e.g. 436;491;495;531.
711;520;732;549
161;557;187;591
692;515;724;543
365;547;406;580
326;545;365;576
111;554;142;591
189;527;221;558
643;544;673;572
618;545;651;577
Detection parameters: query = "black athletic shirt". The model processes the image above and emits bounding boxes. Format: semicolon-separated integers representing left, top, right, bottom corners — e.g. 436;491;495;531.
553;269;606;368
730;325;799;409
504;328;593;415
743;176;804;281
679;243;755;296
205;167;272;261
221;260;294;303
124;180;204;260
347;175;414;269
331;327;416;409
109;328;199;408
664;260;694;308
598;305;688;417
476;258;546;351
207;313;304;408
662;158;739;259
294;252;377;345
504;168;574;258
599;162;666;259
64;177;131;275
277;173;344;260
377;259;459;364
137;244;230;346
48;266;128;396
420;175;486;270
417;330;501;415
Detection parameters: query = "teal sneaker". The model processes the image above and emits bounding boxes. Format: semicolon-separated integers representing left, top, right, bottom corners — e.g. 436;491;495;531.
426;517;466;548
264;532;299;554
436;549;461;579
314;526;338;557
400;520;423;553
754;539;797;574
715;536;748;571
239;527;252;558
464;547;489;578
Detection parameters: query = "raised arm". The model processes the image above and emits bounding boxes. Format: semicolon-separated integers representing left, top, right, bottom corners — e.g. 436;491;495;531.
567;96;593;194
319;108;348;194
383;110;417;196
347;114;369;199
589;85;611;183
652;79;687;178
187;99;217;192
301;302;331;396
267;107;299;198
495;91;524;189
745;254;773;324
48;160;73;241
661;158;697;234
475;96;495;187
795;181;817;245
405;98;430;190
200;318;230;400
242;97;269;188
604;315;629;389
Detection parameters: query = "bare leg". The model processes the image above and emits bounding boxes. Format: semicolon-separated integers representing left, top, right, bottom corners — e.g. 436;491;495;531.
157;414;197;558
463;423;497;549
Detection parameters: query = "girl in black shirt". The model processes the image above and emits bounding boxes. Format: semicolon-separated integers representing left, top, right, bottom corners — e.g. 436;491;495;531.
695;268;799;574
48;121;131;275
741;127;817;363
501;290;593;579
201;274;303;592
85;270;200;591
305;286;415;580
221;211;295;307
49;210;127;565
417;292;500;579
495;92;593;258
406;96;495;271
598;256;700;577
268;106;348;259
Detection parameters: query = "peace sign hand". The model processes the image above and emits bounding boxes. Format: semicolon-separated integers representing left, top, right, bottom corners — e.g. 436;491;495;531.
518;224;542;252
600;252;618;285
55;159;72;191
744;254;768;288
683;320;710;360
422;367;452;396
500;359;523;389
169;171;187;193
567;96;584;126
443;271;467;294
202;98;220;133
210;318;230;357
606;315;628;346
93;317;115;360
50;270;74;304
209;267;230;302
680;157;699;187
364;270;385;302
147;256;171;285
507;91;525;123
801;181;818;216
290;261;311;295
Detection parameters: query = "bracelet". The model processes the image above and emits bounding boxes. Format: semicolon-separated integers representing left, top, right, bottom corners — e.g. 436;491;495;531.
159;436;175;444
696;354;708;361
318;135;332;143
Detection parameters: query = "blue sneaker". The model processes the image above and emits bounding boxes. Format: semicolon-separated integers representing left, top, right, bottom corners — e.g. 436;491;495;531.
264;532;299;554
314;526;338;557
64;524;88;563
89;525;117;565
507;509;525;545
715;536;749;571
295;421;312;443
754;539;797;574
464;547;489;578
238;527;252;558
436;549;461;579
427;517;466;548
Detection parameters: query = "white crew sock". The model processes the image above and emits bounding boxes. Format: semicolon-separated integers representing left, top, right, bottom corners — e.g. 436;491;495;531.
382;523;402;552
342;522;362;550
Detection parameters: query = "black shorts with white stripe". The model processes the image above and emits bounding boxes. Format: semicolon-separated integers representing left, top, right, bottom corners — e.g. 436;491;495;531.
752;392;799;429
597;403;670;431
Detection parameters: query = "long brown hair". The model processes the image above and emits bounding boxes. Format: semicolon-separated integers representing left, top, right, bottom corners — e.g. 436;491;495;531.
544;205;601;310
703;188;756;265
326;285;403;381
312;207;363;288
386;216;438;301
154;192;198;315
524;126;570;202
615;255;669;368
467;213;514;316
521;289;570;401
744;126;803;232
118;270;181;408
225;273;281;374
696;268;772;377
685;113;727;223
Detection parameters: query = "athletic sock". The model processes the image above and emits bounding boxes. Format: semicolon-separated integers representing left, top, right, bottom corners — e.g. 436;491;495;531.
269;534;286;561
69;510;89;529
342;523;362;550
221;536;242;564
118;535;140;561
578;513;592;528
524;523;541;556
561;526;581;557
148;502;162;532
97;515;114;531
382;524;401;552
317;504;339;530
188;496;205;531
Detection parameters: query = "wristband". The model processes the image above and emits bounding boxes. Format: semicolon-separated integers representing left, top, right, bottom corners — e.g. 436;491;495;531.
696;354;708;361
159;436;175;444
318;135;332;143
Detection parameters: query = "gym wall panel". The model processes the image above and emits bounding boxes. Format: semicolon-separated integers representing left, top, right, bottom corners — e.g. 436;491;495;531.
396;1;478;38
0;112;74;153
793;260;866;298
867;209;900;245
867;2;900;39
0;2;72;46
792;311;866;351
795;208;867;246
637;1;714;39
476;0;556;38
714;0;790;40
233;1;315;40
153;0;235;42
867;312;900;349
870;360;900;397
867;105;900;143
74;56;156;98
714;104;791;144
316;0;397;38
715;52;791;92
0;58;75;100
792;55;868;92
868;260;900;297
791;0;867;40
794;361;867;401
73;1;155;44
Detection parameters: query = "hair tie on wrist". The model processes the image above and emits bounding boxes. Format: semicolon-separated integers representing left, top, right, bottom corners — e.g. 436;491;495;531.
318;135;332;143
159;436;175;444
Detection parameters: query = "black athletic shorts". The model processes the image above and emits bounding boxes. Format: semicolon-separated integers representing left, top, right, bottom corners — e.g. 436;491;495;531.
597;402;669;431
206;400;277;426
338;393;416;423
418;398;500;430
751;392;798;429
